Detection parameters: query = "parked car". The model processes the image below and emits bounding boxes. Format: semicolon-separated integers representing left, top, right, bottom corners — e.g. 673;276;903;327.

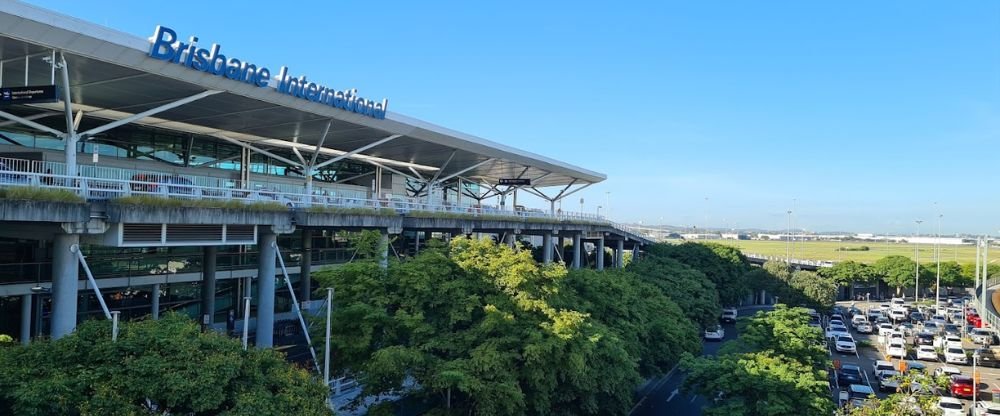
876;369;900;392
915;345;937;361
943;347;967;365
971;401;1000;416
889;309;907;322
948;375;975;399
130;173;195;195
877;323;895;336
937;397;965;416
910;311;925;323
704;325;725;341
943;324;961;337
974;348;1000;368
933;366;961;378
873;360;895;376
914;331;935;346
898;322;916;336
835;335;857;354
887;341;907;359
855;321;873;334
837;364;864;386
842;384;875;409
923;322;942;334
971;328;998;346
826;326;850;340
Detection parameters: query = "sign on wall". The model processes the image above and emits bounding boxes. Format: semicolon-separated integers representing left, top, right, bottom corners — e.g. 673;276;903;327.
0;85;58;105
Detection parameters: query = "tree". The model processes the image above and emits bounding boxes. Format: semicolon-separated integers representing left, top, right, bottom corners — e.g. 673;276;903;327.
872;256;917;295
790;270;838;309
819;261;873;299
682;307;833;416
0;313;331;416
837;371;947;415
933;261;970;291
648;242;751;306
627;253;722;329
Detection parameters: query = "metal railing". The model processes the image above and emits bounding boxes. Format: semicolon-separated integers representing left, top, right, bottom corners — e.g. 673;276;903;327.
975;277;1000;330
744;253;835;268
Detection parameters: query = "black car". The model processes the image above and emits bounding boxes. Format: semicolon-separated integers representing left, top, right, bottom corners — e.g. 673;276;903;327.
914;332;934;346
910;312;925;323
975;348;1000;368
943;324;961;337
902;361;927;374
837;364;864;386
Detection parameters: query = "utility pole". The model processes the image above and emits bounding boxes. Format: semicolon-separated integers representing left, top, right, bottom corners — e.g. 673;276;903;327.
935;212;942;314
786;210;792;264
914;220;923;303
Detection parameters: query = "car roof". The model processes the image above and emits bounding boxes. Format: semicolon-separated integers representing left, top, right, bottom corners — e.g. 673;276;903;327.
951;375;973;382
849;384;874;393
875;360;893;366
842;364;861;371
939;397;962;404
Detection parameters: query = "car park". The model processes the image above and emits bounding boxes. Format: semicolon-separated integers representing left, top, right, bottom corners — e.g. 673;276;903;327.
887;341;907;359
915;345;937;361
837;364;864;386
943;347;967;365
876;369;899;392
937;397;965;416
704;325;725;341
948;375;975;399
835;335;857;354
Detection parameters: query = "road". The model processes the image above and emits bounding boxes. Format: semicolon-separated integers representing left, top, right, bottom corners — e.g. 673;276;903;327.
630;305;774;416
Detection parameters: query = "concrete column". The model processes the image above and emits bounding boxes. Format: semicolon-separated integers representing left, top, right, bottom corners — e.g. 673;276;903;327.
300;230;312;301
256;231;277;349
616;240;625;269
572;233;582;269
596;237;605;271
378;229;389;269
20;294;31;345
503;232;515;248
151;283;161;319
414;230;421;254
542;234;553;265
51;233;79;339
201;246;217;325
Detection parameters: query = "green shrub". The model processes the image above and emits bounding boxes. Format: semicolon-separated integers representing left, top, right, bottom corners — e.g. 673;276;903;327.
0;186;84;203
111;195;288;212
305;205;398;216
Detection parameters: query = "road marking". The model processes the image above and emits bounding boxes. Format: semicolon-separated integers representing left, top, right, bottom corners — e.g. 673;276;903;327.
666;389;679;402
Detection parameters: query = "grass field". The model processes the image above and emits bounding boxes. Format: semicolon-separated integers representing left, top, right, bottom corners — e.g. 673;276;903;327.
699;239;983;266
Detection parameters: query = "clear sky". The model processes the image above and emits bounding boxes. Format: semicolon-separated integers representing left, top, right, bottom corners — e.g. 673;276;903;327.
25;0;1000;235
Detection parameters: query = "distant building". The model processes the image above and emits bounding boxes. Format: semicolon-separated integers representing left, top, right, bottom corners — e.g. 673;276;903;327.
721;233;750;240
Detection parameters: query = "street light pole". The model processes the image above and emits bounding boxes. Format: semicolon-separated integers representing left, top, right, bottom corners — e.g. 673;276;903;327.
786;210;792;264
914;220;923;303
935;213;942;314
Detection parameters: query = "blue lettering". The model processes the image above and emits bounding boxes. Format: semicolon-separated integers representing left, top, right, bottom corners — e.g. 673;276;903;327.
149;26;178;60
224;58;242;80
193;48;210;71
276;67;290;93
256;67;271;88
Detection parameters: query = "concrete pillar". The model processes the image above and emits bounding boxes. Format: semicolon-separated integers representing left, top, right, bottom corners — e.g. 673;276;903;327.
51;233;79;339
256;231;277;349
201;246;217;325
616;240;625;269
572;233;582;269
379;229;389;269
503;232;515;248
542;234;553;265
151;283;161;320
596;237;605;271
20;294;31;345
300;230;312;301
414;230;421;254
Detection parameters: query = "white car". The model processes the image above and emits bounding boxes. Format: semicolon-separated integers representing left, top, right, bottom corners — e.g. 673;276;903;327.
720;308;738;323
944;347;967;365
855;321;873;334
872;360;895;376
915;345;938;361
852;315;868;327
934;366;961;378
887;341;907;359
835;335;857;353
826;326;849;340
877;323;895;336
943;335;963;350
889;309;907;321
972;328;997;345
938;397;965;416
972;401;1000;416
884;331;905;346
704;325;725;341
877;369;900;392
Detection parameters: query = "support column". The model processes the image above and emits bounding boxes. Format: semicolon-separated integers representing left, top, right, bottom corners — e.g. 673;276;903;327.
20;294;31;345
596;237;605;271
503;232;515;248
151;283;160;320
616;239;625;269
201;246;217;325
300;230;312;301
51;233;79;339
542;234;553;265
572;233;582;269
379;229;389;269
256;231;277;349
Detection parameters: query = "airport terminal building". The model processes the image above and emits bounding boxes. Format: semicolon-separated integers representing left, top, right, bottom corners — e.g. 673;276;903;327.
0;2;649;347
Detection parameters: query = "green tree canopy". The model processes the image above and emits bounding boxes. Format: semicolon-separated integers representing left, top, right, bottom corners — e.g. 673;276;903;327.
819;261;874;285
648;242;751;306
872;255;918;294
627;253;722;328
0;313;331;416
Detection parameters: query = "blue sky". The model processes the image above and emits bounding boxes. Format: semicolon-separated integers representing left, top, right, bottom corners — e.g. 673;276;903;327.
27;0;1000;235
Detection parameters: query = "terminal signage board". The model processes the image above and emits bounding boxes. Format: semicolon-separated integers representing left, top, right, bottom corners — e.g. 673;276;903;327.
146;25;389;120
0;85;58;105
498;178;530;186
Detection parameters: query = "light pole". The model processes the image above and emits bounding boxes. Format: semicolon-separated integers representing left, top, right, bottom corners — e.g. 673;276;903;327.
596;205;602;217
973;351;980;410
605;191;610;220
786;210;792;264
935;212;942;314
914;220;923;303
579;197;584;214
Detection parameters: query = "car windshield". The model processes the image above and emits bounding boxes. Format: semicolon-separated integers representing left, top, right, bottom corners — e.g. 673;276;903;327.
940;401;962;409
947;348;963;354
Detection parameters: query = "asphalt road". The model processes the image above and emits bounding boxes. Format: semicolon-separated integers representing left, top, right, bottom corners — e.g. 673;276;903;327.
630;305;774;416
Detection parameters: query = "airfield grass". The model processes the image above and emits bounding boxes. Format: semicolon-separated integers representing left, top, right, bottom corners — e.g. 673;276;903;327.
700;239;980;266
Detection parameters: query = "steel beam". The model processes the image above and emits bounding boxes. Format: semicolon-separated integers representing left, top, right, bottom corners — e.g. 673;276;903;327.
436;158;497;183
0;110;64;137
79;90;222;138
313;134;402;170
308;120;333;168
214;134;302;168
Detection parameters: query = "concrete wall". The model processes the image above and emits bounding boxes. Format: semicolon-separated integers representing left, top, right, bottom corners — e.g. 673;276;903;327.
0;200;88;222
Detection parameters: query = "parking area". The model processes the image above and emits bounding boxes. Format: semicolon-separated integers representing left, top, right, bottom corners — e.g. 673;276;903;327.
827;297;1000;412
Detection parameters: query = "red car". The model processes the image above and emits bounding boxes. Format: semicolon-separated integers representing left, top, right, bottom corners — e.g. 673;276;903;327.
949;375;975;399
970;315;983;328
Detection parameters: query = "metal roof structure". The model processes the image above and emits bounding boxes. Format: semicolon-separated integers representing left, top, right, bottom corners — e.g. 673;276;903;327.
0;1;605;190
